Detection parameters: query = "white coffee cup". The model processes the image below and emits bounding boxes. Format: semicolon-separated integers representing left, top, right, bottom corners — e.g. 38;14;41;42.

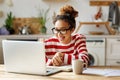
72;59;87;74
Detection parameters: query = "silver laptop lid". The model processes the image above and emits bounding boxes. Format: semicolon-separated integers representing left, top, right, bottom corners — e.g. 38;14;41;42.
2;40;46;75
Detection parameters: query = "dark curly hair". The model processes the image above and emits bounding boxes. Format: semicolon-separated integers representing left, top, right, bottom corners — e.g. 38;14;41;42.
53;5;78;29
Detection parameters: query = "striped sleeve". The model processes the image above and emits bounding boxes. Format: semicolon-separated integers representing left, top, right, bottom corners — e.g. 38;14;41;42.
63;34;89;65
45;37;58;65
76;35;89;65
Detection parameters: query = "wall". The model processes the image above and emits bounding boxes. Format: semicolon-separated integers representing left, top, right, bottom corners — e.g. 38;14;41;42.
0;0;110;34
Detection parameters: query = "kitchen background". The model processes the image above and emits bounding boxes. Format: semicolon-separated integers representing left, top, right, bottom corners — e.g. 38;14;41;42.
0;0;114;34
0;0;120;66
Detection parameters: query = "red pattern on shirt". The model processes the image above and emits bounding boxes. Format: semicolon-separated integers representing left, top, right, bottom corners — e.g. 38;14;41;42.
45;34;89;65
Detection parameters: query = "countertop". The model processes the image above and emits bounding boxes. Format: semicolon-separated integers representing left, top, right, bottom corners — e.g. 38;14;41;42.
0;65;120;80
0;34;120;39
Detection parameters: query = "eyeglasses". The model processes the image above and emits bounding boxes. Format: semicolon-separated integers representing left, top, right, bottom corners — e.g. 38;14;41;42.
51;27;72;34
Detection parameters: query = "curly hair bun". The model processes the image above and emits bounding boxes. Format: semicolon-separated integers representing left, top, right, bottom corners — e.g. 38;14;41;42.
59;5;78;18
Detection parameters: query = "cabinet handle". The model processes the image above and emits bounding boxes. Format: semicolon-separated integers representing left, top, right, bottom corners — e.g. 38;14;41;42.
117;39;120;41
116;61;120;64
117;38;120;41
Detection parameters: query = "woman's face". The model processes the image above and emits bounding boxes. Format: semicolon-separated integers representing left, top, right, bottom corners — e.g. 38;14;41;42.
54;20;74;44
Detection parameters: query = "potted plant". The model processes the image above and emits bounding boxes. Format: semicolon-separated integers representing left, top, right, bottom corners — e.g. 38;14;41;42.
4;11;15;34
38;8;49;34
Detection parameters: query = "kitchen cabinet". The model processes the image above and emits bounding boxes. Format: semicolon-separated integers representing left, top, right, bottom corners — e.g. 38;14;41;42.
0;38;5;64
106;38;120;66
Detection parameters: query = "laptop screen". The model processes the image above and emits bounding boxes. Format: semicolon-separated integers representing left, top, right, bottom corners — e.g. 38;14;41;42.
2;40;47;75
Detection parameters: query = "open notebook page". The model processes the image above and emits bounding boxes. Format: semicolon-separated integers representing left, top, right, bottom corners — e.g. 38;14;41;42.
83;68;120;77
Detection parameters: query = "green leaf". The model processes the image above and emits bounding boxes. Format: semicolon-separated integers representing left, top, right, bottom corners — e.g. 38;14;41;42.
4;11;14;31
38;8;50;27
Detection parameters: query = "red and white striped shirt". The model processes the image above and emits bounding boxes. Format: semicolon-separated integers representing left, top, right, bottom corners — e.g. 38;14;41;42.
45;34;89;65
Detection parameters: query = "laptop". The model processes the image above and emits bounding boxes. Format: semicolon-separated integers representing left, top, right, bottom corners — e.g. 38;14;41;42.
2;40;61;76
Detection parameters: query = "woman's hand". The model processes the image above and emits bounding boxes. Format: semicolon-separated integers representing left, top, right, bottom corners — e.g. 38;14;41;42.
51;52;64;66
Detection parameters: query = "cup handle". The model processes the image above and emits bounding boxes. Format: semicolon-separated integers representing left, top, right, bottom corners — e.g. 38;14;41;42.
83;63;87;70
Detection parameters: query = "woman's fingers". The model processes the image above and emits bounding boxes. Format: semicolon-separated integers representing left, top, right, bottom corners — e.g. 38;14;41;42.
52;59;59;66
52;55;63;66
51;52;64;66
52;58;60;66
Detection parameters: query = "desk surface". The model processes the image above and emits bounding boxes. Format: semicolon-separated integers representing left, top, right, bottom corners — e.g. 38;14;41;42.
0;65;120;80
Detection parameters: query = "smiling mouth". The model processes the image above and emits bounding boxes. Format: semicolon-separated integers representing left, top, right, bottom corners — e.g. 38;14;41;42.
59;36;65;41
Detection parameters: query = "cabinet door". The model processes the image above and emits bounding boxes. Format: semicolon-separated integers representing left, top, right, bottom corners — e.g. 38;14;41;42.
106;59;120;66
106;38;120;66
107;38;120;59
0;39;4;64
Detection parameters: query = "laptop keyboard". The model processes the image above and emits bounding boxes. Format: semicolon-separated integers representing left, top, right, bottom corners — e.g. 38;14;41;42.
46;68;57;72
47;65;72;72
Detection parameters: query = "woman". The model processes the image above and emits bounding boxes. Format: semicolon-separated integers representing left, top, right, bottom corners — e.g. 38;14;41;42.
45;5;89;66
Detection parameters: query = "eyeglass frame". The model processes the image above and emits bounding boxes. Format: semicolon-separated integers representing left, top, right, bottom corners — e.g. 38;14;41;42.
51;26;72;34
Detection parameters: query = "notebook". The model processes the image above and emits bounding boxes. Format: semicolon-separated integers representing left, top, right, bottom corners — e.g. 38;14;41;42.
2;40;61;76
83;68;120;77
